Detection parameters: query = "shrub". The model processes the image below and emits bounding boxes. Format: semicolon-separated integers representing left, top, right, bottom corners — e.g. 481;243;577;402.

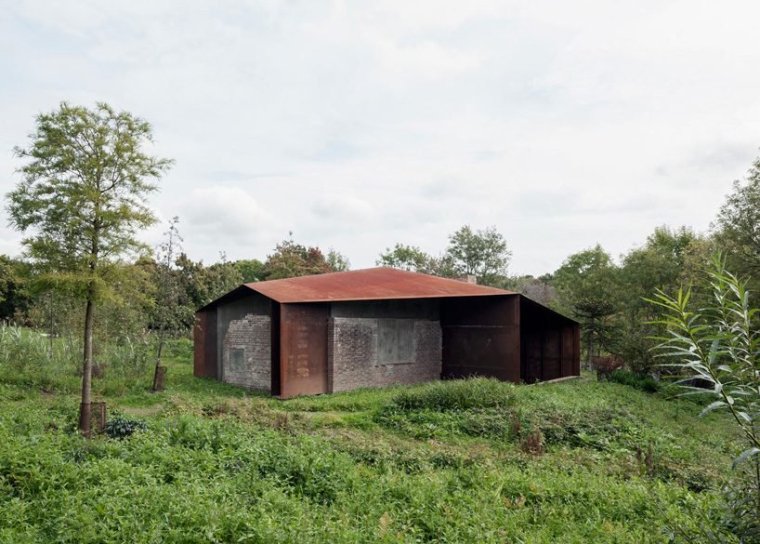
105;416;147;439
651;254;760;539
390;378;514;412
607;369;660;393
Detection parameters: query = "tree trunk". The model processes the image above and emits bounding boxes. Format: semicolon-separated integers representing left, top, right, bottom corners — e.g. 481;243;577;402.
586;330;594;370
152;333;165;392
78;289;95;437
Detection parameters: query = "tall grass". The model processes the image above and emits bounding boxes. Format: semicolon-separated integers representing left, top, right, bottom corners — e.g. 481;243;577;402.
0;325;157;395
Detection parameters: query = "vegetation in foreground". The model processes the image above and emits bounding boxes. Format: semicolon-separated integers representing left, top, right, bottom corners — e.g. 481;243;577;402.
0;348;744;543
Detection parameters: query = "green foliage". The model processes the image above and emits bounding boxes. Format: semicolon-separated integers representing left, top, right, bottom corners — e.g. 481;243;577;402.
616;226;713;374
104;416;147;439
444;225;511;286
606;369;660;393
7;102;171;282
714;155;760;288
552;245;620;362
0;352;744;543
263;237;338;280
233;258;266;283
388;378;514;411
651;255;760;540
377;243;436;273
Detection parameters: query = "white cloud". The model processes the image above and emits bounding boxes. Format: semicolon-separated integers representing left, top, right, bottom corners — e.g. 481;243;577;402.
0;0;758;275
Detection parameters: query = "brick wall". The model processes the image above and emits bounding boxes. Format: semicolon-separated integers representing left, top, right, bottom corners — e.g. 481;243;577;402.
328;300;442;392
222;314;271;390
217;293;272;392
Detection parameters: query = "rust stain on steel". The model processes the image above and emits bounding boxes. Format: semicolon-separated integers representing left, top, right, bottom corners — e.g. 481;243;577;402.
193;309;217;378
279;304;328;398
244;267;513;304
441;296;521;383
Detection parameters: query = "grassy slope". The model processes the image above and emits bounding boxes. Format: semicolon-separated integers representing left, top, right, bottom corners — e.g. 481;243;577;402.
0;353;741;544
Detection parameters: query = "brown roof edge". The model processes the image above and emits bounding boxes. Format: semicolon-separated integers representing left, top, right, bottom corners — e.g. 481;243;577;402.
246;267;513;303
198;267;513;310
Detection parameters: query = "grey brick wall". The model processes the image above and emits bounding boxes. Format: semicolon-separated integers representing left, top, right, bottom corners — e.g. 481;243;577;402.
217;293;272;392
222;314;271;390
328;300;442;392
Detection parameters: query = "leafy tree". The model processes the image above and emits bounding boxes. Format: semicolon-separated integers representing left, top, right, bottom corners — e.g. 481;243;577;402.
263;237;336;279
506;275;558;307
6;102;172;435
151;217;185;391
714;155;760;288
617;226;713;373
326;249;350;272
377;244;436;273
234;259;267;283
444;225;511;286
552;245;619;366
0;255;30;322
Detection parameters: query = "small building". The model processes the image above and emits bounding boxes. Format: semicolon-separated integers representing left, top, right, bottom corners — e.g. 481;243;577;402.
194;267;579;398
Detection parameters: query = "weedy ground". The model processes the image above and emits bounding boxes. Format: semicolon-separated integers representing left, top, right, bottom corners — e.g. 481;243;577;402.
0;340;743;543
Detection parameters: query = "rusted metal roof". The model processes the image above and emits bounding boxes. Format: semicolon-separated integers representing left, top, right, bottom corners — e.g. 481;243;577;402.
244;267;513;304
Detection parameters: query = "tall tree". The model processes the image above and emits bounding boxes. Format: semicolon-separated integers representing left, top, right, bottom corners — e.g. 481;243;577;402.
552;245;619;366
263;237;339;279
151;217;184;391
445;225;511;286
6;102;171;435
617;226;712;373
714;155;760;287
377;243;436;273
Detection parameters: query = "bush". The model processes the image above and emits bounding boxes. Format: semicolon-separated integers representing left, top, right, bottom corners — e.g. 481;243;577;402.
105;416;147;439
389;378;514;412
607;369;659;393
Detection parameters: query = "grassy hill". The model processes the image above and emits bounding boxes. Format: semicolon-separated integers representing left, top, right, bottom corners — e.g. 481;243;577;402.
0;347;742;543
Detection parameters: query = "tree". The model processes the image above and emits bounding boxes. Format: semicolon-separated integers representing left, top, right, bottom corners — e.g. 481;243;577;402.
234;259;267;283
0;255;30;322
552;245;619;366
377;243;436;273
326;249;350;272
6;102;172;435
714;155;760;288
444;225;511;286
617;226;713;373
263;237;339;279
151;217;184;391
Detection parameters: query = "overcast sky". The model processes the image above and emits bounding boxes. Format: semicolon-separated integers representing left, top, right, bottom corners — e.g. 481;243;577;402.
1;1;758;276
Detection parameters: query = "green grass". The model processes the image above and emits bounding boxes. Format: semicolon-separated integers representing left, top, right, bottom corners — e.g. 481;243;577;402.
0;346;745;543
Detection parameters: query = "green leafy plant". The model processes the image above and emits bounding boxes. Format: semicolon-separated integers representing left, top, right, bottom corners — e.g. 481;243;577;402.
104;416;147;439
649;254;759;538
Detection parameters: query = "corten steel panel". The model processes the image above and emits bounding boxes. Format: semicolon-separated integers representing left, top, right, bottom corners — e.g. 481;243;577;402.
193;311;207;377
198;268;514;309
271;303;281;396
561;326;575;377
543;329;561;381
573;326;581;375
193;309;218;378
279;303;329;398
441;296;521;383
522;331;542;383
